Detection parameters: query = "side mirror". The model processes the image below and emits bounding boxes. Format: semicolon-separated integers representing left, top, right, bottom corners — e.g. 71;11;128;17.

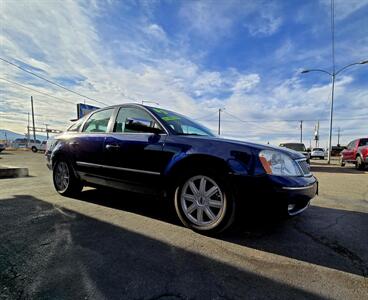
125;118;163;134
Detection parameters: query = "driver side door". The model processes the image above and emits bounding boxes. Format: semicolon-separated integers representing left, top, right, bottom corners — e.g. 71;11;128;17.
103;106;171;194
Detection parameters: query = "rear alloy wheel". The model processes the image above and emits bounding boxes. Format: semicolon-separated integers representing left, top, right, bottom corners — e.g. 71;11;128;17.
356;156;365;170
53;160;83;196
174;173;235;233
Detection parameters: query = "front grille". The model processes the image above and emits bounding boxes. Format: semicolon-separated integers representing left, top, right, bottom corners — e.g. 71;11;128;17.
297;159;311;176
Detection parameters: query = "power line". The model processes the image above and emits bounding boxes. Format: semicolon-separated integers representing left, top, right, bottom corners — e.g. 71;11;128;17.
223;111;284;132
0;77;76;105
0;57;108;106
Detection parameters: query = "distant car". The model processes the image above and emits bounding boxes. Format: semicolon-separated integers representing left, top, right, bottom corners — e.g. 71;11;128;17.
310;148;325;160
279;143;310;163
0;143;5;153
46;104;317;233
340;138;368;170
30;141;47;153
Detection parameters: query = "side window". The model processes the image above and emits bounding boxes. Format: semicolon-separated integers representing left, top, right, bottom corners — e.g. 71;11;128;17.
114;107;162;133
82;109;114;133
348;141;356;149
358;139;368;147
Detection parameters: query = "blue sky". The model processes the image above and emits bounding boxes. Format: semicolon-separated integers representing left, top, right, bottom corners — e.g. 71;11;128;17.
0;0;367;146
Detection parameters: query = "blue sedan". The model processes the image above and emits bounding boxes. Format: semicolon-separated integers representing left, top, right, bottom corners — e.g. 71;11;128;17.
46;104;317;233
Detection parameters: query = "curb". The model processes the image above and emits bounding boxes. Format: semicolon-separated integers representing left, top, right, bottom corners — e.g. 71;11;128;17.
0;166;29;179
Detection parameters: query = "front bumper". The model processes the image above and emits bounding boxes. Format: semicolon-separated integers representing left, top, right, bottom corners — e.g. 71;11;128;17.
231;174;318;216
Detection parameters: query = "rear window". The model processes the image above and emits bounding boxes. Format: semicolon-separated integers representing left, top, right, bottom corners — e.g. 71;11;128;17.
313;148;324;151
82;109;114;133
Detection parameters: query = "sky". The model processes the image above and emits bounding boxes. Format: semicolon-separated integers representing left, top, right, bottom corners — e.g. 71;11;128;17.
0;0;367;146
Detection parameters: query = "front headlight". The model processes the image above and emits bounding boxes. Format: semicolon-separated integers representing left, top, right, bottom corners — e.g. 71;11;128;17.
259;150;302;176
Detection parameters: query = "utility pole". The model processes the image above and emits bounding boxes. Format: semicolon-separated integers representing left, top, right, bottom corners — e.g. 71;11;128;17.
337;127;341;146
314;121;320;148
27;112;30;147
300;120;303;143
218;108;225;135
45;124;49;140
31;96;36;143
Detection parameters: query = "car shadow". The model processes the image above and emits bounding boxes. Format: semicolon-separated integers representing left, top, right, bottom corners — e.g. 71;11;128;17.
0;151;14;155
0;195;324;299
71;188;368;278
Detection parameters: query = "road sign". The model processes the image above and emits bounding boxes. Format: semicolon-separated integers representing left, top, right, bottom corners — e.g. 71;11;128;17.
77;103;99;119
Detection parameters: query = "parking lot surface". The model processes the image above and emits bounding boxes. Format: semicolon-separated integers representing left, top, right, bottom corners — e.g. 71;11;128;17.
1;151;367;299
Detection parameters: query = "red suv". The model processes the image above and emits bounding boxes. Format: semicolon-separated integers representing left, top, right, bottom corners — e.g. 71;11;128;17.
340;138;368;170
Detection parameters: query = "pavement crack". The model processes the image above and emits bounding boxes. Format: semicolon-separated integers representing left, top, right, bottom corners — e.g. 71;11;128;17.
293;222;368;277
318;213;348;231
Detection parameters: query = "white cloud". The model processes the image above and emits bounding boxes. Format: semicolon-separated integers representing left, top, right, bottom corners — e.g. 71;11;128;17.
320;0;368;20
0;0;366;147
244;12;282;37
232;74;260;94
145;24;167;41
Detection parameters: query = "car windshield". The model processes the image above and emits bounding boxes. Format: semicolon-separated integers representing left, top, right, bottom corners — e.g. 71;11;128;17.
281;143;306;152
313;148;324;151
150;107;214;136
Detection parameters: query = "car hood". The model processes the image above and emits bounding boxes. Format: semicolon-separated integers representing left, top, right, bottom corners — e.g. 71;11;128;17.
183;135;306;160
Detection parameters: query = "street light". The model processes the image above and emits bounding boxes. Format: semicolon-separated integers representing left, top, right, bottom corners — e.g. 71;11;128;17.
301;60;368;164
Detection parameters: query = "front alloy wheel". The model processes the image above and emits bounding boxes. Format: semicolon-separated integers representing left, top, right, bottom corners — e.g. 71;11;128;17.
53;160;83;196
356;156;365;170
175;174;235;233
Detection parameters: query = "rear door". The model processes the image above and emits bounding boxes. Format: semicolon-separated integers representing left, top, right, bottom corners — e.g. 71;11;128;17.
102;106;171;193
73;108;115;177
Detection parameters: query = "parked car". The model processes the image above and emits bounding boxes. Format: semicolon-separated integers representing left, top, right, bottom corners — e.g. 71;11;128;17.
30;141;47;153
46;104;318;233
331;145;346;157
310;148;325;160
340;138;368;170
0;143;5;153
279;143;310;163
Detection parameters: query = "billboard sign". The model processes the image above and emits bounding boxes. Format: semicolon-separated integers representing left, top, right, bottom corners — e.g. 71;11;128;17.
77;103;99;119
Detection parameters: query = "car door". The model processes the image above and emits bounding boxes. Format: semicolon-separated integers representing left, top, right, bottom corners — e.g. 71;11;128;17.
343;140;356;161
73;108;115;177
102;106;171;193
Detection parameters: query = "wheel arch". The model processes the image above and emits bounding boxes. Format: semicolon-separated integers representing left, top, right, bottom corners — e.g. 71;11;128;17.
165;154;231;183
51;148;79;178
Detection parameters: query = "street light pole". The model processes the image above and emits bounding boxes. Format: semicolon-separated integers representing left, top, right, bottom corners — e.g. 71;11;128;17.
301;59;367;164
327;73;335;164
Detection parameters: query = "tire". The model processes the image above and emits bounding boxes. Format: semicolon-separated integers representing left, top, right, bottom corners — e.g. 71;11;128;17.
340;157;345;167
356;156;365;170
53;160;83;196
174;170;235;234
31;146;38;153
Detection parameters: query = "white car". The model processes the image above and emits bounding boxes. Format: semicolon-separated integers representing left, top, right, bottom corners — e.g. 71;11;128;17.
310;148;325;160
30;141;47;153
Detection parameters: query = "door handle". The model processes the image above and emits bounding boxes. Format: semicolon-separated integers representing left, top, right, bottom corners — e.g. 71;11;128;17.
105;144;120;150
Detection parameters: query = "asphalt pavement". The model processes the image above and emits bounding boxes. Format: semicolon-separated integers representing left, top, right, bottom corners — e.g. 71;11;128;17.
0;151;367;299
